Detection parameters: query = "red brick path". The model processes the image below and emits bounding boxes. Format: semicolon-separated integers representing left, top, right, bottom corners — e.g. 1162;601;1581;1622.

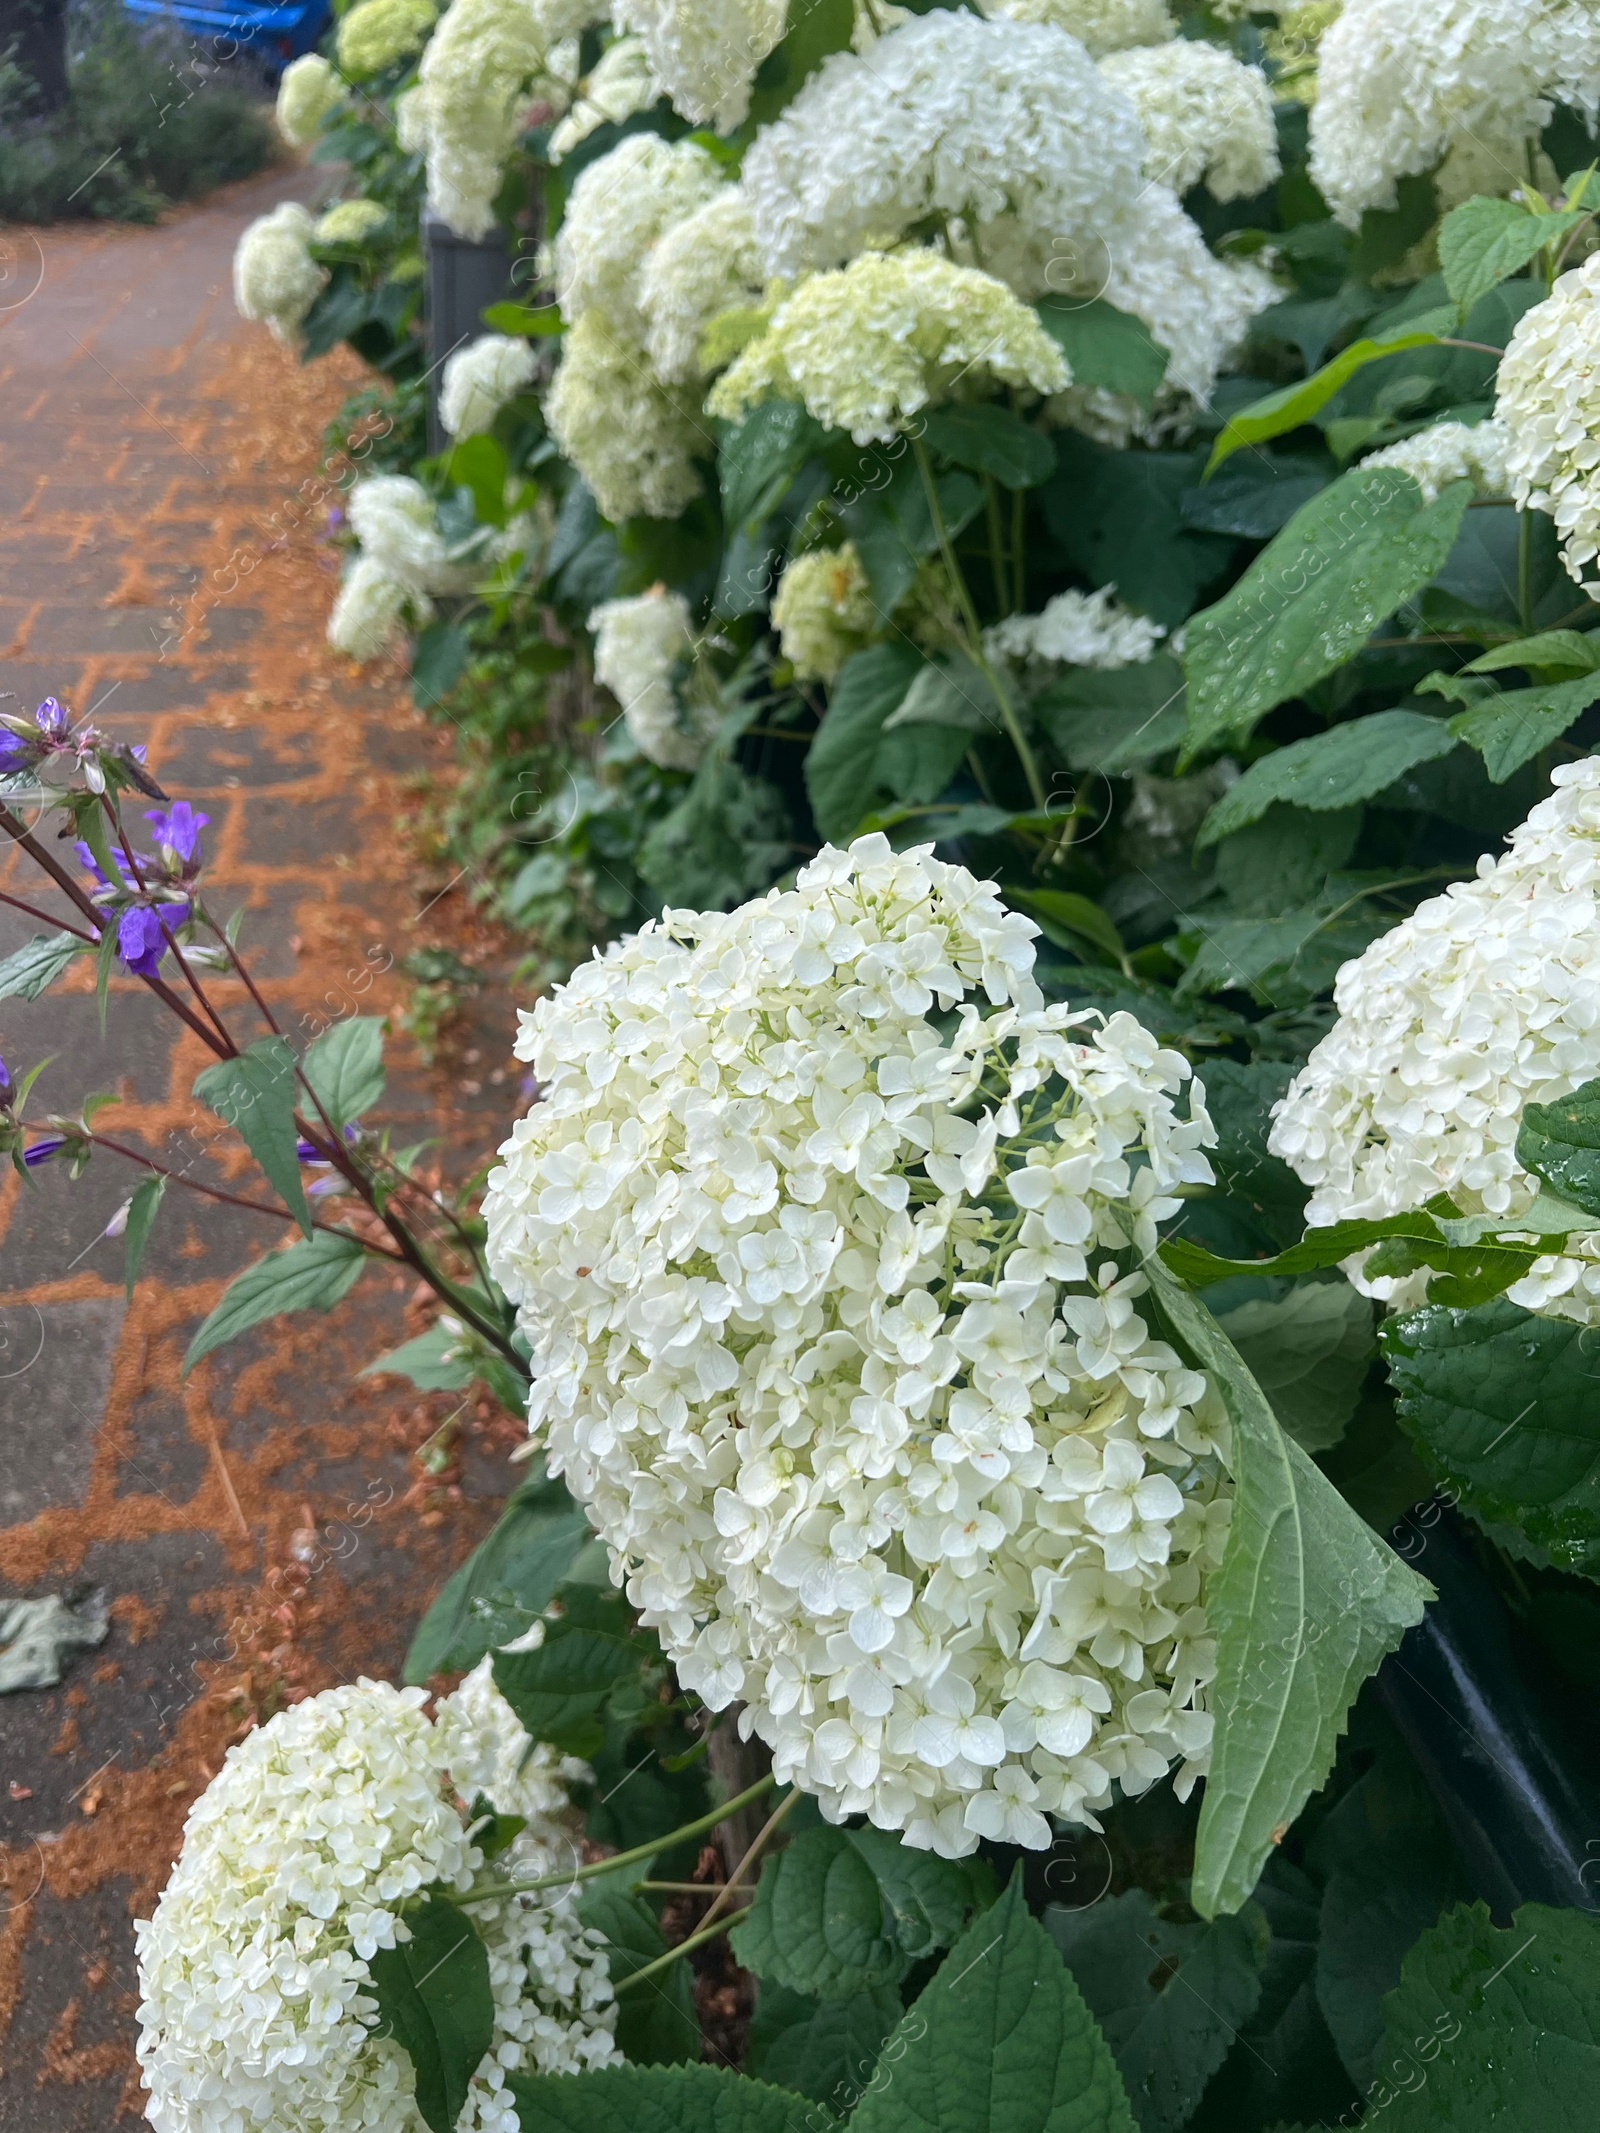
0;171;522;2125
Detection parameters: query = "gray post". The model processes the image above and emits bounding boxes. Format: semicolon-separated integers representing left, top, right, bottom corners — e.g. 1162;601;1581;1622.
424;215;517;456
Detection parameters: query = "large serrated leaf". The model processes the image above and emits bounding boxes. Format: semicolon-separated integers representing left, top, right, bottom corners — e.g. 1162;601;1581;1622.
921;404;1055;490
577;1888;699;2066
405;1465;591;1682
491;1620;647;1749
851;1872;1136;2133
1182;473;1474;759
1445;670;1600;781
183;1230;365;1374
123;1172;166;1302
504;2063;836;2132
194;1036;312;1236
1034;297;1169;407
1438;196;1590;316
1516;1073;1600;1215
1216;1282;1375;1455
745;1983;904;2107
804;643;921;842
1144;1261;1431;1919
1196;711;1459;846
368;1894;494;2133
0;930;87;1002
1382;1299;1600;1577
304;1014;386;1129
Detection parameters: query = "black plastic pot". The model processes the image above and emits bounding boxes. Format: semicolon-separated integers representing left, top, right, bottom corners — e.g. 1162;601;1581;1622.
1377;1505;1600;1920
423;215;516;454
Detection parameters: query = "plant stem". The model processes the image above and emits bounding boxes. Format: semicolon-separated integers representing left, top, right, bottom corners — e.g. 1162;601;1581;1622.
910;434;1048;813
105;794;235;1054
983;475;1008;613
84;1132;405;1253
695;1785;799;1935
1011;484;1026;615
456;1773;777;1906
613;1905;753;1994
0;888;95;942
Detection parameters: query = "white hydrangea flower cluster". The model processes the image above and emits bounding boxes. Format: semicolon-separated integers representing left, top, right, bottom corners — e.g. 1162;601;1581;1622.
708;248;1070;446
233;202;326;343
548;315;707;522
1498;257;1600;595
771;543;881;682
612;0;787;130
554;133;725;342
328;558;410;662
589;587;719;770
328;477;482;661
986;586;1165;670
1270;760;1600;1323
1099;41;1280;202
1308;0;1600;227
336;0;437;77
483;838;1231;1856
739;11;1276;401
1362;417;1511;506
134;1677;618;2133
639;191;768;384
548;35;659;159
441;334;541;440
314;198;390;248
275;53;347;145
977;0;1176;57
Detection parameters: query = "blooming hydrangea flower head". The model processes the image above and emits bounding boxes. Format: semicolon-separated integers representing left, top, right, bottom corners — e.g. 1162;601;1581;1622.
329;555;411;661
611;0;786;129
275;53;347;145
1308;0;1600;227
1270;760;1600;1322
986;585;1165;670
547;314;706;521
336;0;438;77
1099;42;1280;202
771;544;880;682
1362;418;1511;507
1499;259;1600;595
978;0;1174;55
348;475;458;598
440;334;541;439
314;198;391;248
589;587;718;770
135;1676;618;2133
548;35;659;158
233;202;326;343
638;190;767;385
483;839;1230;1854
553;133;724;341
707;249;1070;445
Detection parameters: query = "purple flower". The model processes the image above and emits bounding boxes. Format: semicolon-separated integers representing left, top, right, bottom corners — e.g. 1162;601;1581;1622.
144;802;209;869
0;729;29;773
34;697;69;740
0;1055;11;1102
75;840;112;888
117;903;187;979
23;1135;66;1168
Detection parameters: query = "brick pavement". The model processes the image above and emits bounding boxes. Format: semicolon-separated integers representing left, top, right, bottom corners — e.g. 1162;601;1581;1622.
0;173;526;2125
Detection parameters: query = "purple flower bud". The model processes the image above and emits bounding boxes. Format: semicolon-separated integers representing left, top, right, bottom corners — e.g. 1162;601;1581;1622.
34;697;69;740
0;1055;11;1101
144;801;209;869
23;1135;66;1168
117;903;187;980
296;1138;322;1162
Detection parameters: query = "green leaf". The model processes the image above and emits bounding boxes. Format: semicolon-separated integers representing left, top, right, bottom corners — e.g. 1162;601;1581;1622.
362;1321;475;1395
1034;297;1169;408
1447;671;1600;781
1463;627;1600;675
1196;710;1459;846
1035;657;1186;773
1182;472;1475;758
492;1620;647;1750
0;931;87;1002
638;756;793;912
720;398;827;531
1215;1281;1375;1454
921;404;1055;490
1174;902;1386;1011
412;621;472;709
94;913;119;1032
1143;1261;1432;1920
123;1173;165;1302
845;459;982;611
745;1983;904;2110
1206;326;1450;474
729;1824;991;1999
1374;1902;1600;2128
747;0;853;124
1160;1211;1453;1288
1216;804;1363;918
1043;439;1233;628
883;650;999;734
1202;1058;1308;1248
193;1036;313;1237
466;1798;526;1860
184;1229;366;1375
406;1465;591;1682
805;643;922;841
441;434;511;528
1438;196;1590;316
1008;889;1127;967
1046;1889;1266;2133
481;299;565;335
849;1871;1136;2133
1519;1073;1600;1216
505;2063;835;2133
1383;1299;1600;1577
367;1893;495;2133
303;1015;386;1130
577;1888;699;2066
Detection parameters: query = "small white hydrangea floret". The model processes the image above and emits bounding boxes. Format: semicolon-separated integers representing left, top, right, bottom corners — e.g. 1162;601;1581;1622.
1270;759;1600;1321
771;543;880;682
549;35;660;159
554;133;725;341
986;586;1165;670
134;1677;619;2133
977;0;1175;57
275;52;347;145
547;314;705;521
441;333;541;439
1498;257;1600;594
707;249;1070;445
315;198;391;248
484;838;1232;1854
589;587;717;770
639;190;766;384
611;0;786;129
1362;418;1511;507
1100;41;1280;201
